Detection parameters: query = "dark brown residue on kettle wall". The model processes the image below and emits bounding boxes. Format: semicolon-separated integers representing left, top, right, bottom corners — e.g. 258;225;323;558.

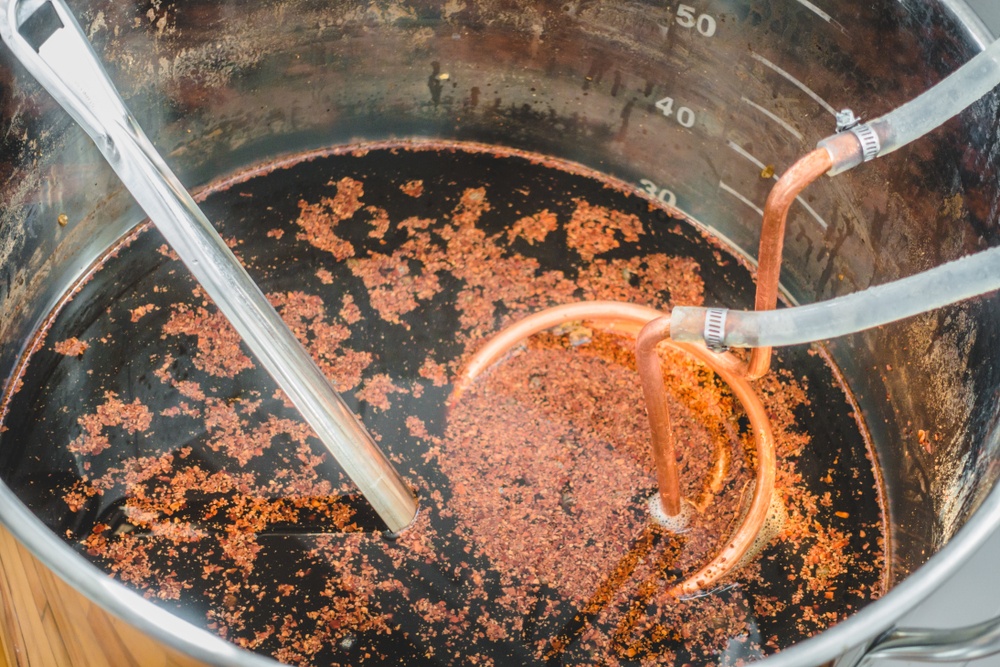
0;145;885;666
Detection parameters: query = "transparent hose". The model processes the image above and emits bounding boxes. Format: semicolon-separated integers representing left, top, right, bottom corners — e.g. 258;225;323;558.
820;38;1000;175
670;244;1000;348
873;38;1000;157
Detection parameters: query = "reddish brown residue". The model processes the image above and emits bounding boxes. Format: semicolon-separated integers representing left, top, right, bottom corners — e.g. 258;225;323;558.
507;209;558;245
129;304;157;323
204;398;313;466
54;337;89;356
418;358;449;387
338;294;361;324
68;392;152;456
347;245;444;325
400;179;424;198
163;301;253;378
355;374;407;411
294;177;365;261
566;199;644;261
267;291;372;392
365;206;391;240
576;253;705;308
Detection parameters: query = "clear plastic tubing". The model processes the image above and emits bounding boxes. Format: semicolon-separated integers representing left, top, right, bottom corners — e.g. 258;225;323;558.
872;37;1000;156
821;38;1000;174
670;244;1000;348
675;38;1000;351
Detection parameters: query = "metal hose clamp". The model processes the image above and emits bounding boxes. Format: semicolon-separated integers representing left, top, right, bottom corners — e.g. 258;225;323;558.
850;123;881;162
703;308;728;352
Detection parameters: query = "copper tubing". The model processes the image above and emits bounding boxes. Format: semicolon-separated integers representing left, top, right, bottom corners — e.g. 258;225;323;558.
636;316;749;519
667;338;775;598
453;149;832;592
747;148;833;380
636;317;682;517
457;301;776;596
455;301;663;394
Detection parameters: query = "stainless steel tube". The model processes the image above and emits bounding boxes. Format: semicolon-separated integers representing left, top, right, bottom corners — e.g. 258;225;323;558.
0;0;418;532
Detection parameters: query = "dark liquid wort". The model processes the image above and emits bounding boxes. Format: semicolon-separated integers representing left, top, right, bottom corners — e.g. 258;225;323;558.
0;145;886;666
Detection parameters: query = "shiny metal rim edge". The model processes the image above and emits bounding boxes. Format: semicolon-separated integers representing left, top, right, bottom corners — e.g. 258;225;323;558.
0;2;991;667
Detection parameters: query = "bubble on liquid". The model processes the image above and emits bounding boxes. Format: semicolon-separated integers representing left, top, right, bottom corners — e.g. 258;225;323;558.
647;494;692;533
735;489;788;570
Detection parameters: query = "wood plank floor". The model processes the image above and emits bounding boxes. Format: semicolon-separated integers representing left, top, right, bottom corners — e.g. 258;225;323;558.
0;525;206;666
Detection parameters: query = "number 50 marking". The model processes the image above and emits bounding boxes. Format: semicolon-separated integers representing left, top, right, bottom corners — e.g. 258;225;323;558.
654;96;697;128
675;4;717;37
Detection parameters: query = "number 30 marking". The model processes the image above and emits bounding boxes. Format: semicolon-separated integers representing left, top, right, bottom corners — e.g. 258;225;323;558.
675;4;717;37
639;179;678;208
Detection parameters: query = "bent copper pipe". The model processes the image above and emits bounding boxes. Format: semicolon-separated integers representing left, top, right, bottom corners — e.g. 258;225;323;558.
669;345;775;597
636;317;682;517
636;315;749;521
457;301;775;596
747;148;833;380
452;150;831;592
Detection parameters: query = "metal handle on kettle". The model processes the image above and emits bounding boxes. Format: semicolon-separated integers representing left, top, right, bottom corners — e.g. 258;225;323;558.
855;614;1000;665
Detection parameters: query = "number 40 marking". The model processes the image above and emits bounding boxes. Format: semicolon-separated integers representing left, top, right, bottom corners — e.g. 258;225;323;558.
654;96;697;128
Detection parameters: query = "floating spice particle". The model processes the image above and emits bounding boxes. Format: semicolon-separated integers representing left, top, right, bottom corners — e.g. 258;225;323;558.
157;244;180;260
418;358;449;387
68;391;153;456
565;198;644;261
365;206;391;239
316;268;334;285
406;416;431;440
268;290;371;391
295;177;365;260
355;374;407;411
175;381;206;402
507;209;558;245
339;294;361;324
267;228;285;239
163;304;253;378
347;246;444;325
400;180;424;198
54;337;88;356
130;303;157;322
399;216;434;232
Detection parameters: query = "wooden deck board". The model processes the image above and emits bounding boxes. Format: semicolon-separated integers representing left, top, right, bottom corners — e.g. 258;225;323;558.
0;524;209;666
